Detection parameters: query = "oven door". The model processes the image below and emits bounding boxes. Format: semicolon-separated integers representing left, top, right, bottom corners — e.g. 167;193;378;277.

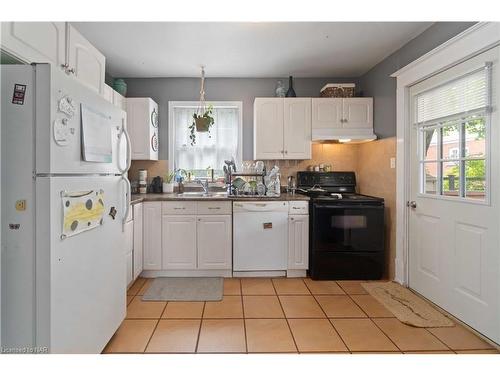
312;203;384;253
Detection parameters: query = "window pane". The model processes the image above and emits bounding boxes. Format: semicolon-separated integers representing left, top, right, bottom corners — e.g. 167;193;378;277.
173;105;240;179
442;123;460;160
422;162;438;194
423;129;439;161
465;159;486;200
442;160;460;197
465;117;486;158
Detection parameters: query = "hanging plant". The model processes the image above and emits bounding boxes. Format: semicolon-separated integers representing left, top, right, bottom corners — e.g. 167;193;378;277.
189;66;215;146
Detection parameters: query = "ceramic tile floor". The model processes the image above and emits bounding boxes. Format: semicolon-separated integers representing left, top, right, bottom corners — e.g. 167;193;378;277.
103;278;500;354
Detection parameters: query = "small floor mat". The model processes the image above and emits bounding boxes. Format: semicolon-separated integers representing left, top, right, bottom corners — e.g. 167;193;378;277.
362;282;455;328
142;277;223;301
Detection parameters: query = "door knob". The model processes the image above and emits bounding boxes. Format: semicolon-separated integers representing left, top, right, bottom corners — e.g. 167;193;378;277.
408;201;417;209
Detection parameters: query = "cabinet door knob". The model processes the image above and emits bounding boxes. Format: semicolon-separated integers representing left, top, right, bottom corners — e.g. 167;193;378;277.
284;150;288;154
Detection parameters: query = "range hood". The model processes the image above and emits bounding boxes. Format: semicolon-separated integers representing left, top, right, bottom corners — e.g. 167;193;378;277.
312;128;377;143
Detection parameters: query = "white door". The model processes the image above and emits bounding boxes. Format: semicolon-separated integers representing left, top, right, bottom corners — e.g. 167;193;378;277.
197;215;232;270
342;98;373;129
162;215;197;270
133;203;143;279
143;202;162;270
283;98;312;159
0;22;66;67
67;24;106;95
409;47;500;344
288;215;309;270
254;98;284;159
311;98;343;130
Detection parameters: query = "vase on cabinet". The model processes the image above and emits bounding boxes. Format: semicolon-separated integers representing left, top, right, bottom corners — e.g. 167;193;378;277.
286;76;296;97
275;80;286;97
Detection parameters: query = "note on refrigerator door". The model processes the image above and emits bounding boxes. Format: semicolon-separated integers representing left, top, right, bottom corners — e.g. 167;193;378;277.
61;190;105;239
81;104;112;162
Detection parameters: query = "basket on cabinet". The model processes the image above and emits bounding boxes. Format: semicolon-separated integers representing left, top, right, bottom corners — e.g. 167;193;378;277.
320;83;356;98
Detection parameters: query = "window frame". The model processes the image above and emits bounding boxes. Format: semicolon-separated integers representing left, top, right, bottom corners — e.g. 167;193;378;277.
417;114;490;204
168;101;243;177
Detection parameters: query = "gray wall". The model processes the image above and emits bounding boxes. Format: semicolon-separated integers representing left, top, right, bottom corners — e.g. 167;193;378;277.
359;22;476;138
125;77;358;160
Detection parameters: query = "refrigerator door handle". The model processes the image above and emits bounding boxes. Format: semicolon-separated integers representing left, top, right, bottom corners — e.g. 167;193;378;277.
118;119;132;174
121;175;131;225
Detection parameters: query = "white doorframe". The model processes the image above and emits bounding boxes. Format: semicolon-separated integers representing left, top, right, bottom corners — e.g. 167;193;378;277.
392;22;500;285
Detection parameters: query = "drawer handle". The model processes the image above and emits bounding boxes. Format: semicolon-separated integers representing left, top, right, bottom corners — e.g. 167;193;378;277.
173;207;185;210
208;207;221;210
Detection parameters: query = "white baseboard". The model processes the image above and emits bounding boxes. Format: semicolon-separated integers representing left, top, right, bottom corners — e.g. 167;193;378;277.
141;269;232;278
286;270;307;278
232;271;286;278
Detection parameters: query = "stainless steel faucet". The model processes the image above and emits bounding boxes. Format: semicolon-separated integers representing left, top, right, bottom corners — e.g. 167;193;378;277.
197;178;209;195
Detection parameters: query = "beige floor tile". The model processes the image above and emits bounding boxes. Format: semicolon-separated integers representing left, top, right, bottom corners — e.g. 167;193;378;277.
203;295;243;318
337;281;369;295
137;278;154;295
162;302;204;319
197;319;246;353
103;319;157;353
303;279;345;295
373;318;448;351
245;319;296;353
126;296;166;319
145;320;200;353
243;295;284;318
223;278;241;295
279;296;325;318
126;295;134;306
272;278;310;295
241;278;276;295
331;318;399;352
427;325;494;350
455;349;499;354
316;295;366;318
127;278;146;296
350;295;394;317
288;319;348;352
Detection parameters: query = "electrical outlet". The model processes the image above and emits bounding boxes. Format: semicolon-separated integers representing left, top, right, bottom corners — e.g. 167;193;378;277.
390;157;396;169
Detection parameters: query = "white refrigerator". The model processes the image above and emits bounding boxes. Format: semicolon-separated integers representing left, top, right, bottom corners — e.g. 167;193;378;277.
1;64;131;353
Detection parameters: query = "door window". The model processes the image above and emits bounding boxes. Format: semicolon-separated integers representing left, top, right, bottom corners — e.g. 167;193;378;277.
415;64;491;201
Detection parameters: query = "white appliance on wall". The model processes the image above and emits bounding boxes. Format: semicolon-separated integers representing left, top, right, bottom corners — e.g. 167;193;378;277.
1;64;131;353
126;97;159;160
233;201;288;276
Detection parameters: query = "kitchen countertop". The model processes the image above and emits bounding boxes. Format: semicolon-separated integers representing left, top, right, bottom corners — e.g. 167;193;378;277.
130;192;309;205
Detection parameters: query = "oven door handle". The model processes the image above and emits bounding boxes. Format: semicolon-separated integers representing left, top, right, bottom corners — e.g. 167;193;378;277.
313;204;384;209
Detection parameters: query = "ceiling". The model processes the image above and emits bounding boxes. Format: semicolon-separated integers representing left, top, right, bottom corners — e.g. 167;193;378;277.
73;22;433;78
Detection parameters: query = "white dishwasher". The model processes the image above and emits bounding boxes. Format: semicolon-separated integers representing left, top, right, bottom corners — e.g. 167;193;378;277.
233;201;289;272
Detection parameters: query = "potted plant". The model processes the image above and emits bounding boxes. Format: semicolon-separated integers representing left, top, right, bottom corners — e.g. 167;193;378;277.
162;170;175;194
189;104;214;146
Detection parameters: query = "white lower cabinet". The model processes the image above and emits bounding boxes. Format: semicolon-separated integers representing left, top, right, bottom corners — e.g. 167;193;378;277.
133;203;143;279
197;215;232;270
161;215;197;270
143;202;162;270
288;214;309;270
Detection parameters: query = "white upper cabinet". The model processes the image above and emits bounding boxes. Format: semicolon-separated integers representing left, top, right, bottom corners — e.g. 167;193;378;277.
0;22;66;67
283;98;312;159
103;84;114;103
113;90;127;111
67;24;106;95
254;98;312;160
254;98;284;159
127;98;159;160
342;98;373;129
312;97;375;142
311;98;343;130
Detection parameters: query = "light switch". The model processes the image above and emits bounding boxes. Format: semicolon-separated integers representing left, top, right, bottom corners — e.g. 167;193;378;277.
390;157;396;169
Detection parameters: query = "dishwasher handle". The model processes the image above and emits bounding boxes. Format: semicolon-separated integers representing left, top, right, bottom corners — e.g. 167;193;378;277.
233;201;288;213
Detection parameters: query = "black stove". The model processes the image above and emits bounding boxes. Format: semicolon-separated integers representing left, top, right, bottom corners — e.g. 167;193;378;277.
297;172;385;280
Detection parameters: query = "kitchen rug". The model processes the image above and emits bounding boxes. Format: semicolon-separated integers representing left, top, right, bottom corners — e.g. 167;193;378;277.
142;277;223;301
361;282;454;328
